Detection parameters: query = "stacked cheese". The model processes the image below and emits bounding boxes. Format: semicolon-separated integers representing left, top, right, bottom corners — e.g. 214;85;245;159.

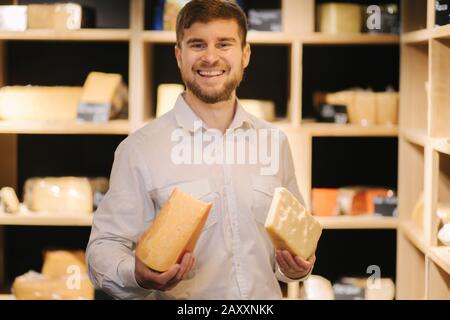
136;188;212;272
12;250;94;300
24;177;93;214
265;187;322;260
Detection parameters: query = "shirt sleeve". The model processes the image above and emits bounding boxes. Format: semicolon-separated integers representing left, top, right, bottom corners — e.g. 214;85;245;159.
86;137;155;300
275;131;313;284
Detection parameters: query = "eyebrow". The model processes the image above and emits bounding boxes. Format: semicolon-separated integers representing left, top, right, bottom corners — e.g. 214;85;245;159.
186;37;237;45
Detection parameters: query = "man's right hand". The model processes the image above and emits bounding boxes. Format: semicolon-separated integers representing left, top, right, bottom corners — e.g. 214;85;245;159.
134;252;195;291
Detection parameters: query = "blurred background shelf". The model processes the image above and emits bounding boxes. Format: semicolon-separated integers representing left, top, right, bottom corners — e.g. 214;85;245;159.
0;211;92;227
0;120;130;135
0;29;130;41
299;123;398;137
316;215;398;229
399;220;427;255
432;24;450;39
428;247;450;275
301;33;399;45
401;29;430;44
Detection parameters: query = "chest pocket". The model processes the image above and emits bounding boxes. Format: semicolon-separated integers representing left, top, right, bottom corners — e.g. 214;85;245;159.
251;175;282;225
150;179;219;230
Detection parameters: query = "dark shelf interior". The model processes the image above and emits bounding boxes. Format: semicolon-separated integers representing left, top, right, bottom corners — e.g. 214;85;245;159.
302;45;400;120
6;41;129;86
312;137;398;190
313;229;397;284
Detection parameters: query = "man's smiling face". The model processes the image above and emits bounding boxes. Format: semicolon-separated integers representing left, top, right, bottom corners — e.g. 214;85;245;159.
175;19;251;104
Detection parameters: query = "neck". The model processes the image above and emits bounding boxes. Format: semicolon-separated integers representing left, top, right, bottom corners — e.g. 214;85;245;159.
183;90;237;133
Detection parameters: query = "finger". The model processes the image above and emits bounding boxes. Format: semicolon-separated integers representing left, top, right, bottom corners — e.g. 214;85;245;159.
181;256;195;280
276;250;290;271
155;264;180;285
308;254;316;265
176;253;192;281
294;255;312;270
282;250;302;270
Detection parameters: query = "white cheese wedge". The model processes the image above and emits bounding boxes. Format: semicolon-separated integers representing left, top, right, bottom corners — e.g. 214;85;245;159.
265;187;322;260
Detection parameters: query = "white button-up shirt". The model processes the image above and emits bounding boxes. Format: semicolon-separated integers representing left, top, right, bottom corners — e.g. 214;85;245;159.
86;94;307;300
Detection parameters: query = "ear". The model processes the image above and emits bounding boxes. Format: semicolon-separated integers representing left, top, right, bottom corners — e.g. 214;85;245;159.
242;43;251;69
174;44;182;69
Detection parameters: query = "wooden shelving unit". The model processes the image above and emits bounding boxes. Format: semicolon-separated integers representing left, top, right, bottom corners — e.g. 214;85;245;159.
3;0;442;300
396;0;450;300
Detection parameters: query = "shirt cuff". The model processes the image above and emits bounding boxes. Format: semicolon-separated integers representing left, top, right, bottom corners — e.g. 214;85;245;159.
275;263;313;283
117;256;154;297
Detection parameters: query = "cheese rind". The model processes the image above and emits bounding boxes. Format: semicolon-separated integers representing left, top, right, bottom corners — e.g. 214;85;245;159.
265;187;322;260
42;250;87;278
136;188;212;272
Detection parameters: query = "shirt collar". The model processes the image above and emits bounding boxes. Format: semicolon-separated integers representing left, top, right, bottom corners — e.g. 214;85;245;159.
173;93;255;133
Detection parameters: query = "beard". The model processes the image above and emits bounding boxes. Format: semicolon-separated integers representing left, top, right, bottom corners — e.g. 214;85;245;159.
180;60;244;104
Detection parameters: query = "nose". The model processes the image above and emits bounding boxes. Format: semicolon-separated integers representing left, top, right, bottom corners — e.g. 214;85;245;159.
200;45;219;65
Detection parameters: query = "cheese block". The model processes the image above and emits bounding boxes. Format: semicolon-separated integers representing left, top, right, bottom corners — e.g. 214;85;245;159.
438;223;450;246
80;72;128;118
437;203;450;225
0;5;27;31
312;188;339;216
240;99;276;122
0;86;82;121
24;177;93;214
264;187;322;260
156;83;184;117
300;275;334;300
136;188;212;272
12;271;94;300
376;92;398;125
318;3;362;34
27;3;83;30
0;187;20;213
42;250;87;278
338;187;390;215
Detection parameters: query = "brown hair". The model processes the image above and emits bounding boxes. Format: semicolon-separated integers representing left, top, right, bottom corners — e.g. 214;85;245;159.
176;0;248;47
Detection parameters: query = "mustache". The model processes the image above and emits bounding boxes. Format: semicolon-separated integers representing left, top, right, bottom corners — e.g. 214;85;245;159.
193;61;230;70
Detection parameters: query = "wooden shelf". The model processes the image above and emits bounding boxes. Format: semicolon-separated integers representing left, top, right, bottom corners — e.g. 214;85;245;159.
431;138;450;155
401;128;428;147
432;24;450;40
141;30;294;45
402;29;430;44
0;29;130;41
301;33;399;45
299;122;398;137
400;220;427;254
0;120;129;135
315;215;398;229
0;294;14;300
0;210;92;226
428;246;450;274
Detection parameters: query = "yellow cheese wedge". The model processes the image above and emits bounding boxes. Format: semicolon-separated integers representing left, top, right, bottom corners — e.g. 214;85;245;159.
136;188;212;272
80;72;128;117
0;187;20;213
42;250;87;278
265;187;322;260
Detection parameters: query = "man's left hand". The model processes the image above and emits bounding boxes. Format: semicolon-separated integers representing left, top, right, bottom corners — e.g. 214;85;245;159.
275;249;316;280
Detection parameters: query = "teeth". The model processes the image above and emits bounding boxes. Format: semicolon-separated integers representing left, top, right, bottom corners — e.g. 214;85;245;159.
198;70;224;77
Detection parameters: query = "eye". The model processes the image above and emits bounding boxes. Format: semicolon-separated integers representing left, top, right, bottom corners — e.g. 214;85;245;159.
218;42;232;49
190;43;206;49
